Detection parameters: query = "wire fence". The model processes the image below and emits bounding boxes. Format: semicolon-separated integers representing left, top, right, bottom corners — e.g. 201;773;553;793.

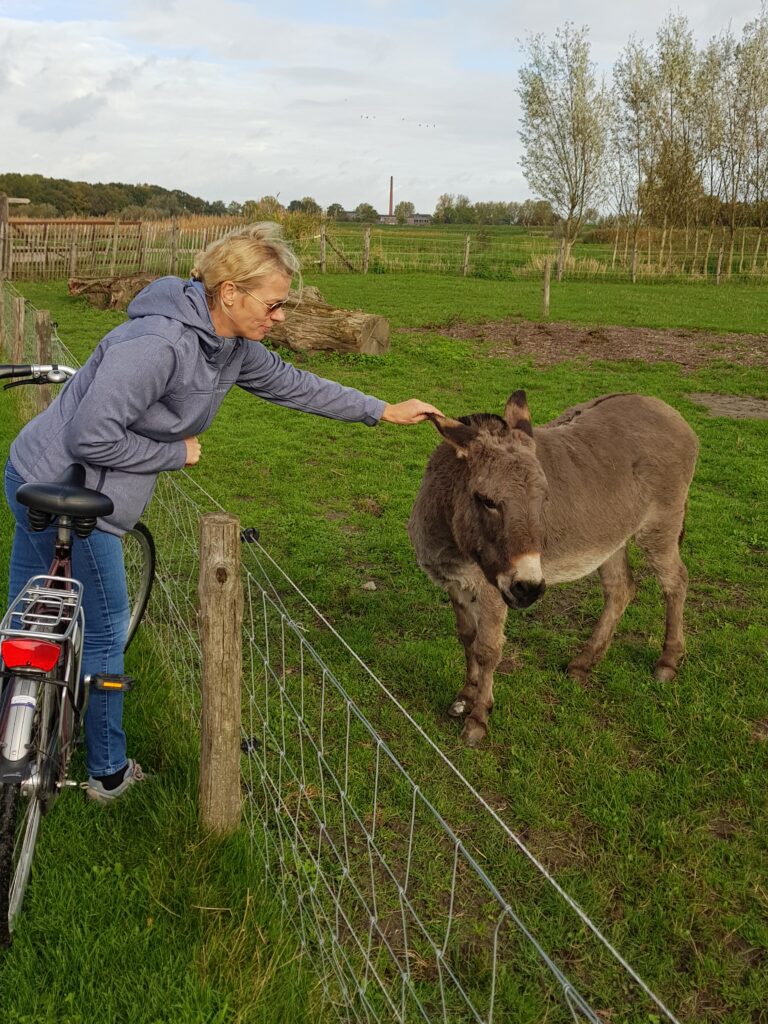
1;278;686;1023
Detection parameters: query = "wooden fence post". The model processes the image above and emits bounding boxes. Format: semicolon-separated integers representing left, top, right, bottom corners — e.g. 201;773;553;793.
462;235;471;276
68;243;78;279
542;258;551;317
109;217;120;277
319;224;326;273
137;223;147;273
0;194;9;278
12;295;24;364
631;246;638;284
35;310;52;413
170;218;179;276
362;227;371;273
198;512;243;834
715;245;724;286
0;284;5;358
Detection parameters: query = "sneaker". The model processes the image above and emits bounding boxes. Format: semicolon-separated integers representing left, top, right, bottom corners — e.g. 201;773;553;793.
84;760;145;804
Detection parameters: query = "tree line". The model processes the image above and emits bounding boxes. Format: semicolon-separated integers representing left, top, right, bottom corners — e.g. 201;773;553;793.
1;175;568;228
517;9;768;273
0;172;238;219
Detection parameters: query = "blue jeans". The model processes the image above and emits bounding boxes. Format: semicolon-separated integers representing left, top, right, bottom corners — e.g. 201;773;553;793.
4;459;130;777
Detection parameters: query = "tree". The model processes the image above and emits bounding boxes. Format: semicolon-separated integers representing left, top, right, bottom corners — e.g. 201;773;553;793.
394;200;415;224
506;201;521;225
243;195;284;221
648;14;701;267
355;202;379;222
433;193;455;223
531;199;558;225
743;9;768;268
326;202;345;220
612;37;659;274
288;196;320;214
702;13;768;276
453;194;475;223
518;23;611;274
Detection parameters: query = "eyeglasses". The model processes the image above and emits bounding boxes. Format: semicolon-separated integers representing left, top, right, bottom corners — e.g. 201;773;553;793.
235;285;289;315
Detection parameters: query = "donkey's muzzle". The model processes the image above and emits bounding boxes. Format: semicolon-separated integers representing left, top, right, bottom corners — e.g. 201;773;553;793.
502;579;546;609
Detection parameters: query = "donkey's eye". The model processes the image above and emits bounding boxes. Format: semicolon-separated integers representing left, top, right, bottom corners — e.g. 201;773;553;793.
475;493;499;511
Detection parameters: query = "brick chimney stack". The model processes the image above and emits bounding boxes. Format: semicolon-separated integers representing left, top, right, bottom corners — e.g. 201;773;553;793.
389;176;394;217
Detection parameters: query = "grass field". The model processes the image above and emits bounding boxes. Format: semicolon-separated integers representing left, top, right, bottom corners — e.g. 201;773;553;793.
1;274;766;1022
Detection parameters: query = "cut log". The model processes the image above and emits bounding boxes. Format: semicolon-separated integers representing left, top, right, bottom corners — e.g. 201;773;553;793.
269;286;390;356
68;273;158;309
66;278;391;356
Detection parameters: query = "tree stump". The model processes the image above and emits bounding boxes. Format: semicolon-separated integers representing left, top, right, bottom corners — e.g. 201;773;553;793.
269;286;390;355
68;273;158;310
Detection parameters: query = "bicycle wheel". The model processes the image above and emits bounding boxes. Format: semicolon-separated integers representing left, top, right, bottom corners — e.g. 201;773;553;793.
0;677;60;946
122;523;156;652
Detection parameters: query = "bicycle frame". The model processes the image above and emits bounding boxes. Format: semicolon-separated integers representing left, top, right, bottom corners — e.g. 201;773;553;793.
0;515;85;796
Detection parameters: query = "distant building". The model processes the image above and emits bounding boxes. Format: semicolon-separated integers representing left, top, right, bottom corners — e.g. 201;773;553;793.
379;215;397;225
407;213;432;225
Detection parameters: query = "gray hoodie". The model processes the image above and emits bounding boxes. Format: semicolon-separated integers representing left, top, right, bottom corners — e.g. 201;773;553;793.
10;277;386;534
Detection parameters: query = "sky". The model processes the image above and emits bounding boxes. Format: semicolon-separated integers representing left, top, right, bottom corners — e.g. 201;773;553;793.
0;0;762;213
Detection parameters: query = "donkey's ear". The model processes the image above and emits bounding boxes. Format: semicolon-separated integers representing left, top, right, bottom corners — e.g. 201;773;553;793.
503;390;533;436
426;413;476;454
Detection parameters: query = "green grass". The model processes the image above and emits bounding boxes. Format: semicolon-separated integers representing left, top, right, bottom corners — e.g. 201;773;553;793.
1;276;767;1022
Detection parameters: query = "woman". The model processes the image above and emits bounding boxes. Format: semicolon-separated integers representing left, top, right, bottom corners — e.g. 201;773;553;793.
4;223;443;803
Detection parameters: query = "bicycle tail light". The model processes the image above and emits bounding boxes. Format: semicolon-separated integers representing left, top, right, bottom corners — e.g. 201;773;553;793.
1;638;62;672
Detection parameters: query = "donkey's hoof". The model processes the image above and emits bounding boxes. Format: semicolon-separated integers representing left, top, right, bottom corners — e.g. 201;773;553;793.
447;698;470;718
566;662;590;685
461;717;487;747
654;662;677;683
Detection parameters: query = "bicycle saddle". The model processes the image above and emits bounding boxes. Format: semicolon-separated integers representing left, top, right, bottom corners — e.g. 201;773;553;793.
16;463;114;519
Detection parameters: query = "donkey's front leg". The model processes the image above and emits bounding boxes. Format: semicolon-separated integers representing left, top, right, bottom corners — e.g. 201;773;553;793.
447;583;507;746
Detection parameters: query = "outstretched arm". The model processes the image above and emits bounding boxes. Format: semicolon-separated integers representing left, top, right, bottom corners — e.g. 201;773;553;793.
380;399;445;425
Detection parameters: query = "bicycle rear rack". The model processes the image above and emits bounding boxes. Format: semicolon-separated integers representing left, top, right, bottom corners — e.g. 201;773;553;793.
0;575;84;644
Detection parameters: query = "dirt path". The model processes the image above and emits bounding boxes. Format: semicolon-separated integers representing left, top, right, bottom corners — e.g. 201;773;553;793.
413;318;768;371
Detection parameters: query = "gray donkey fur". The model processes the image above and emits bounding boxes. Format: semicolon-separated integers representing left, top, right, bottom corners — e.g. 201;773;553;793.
407;392;699;746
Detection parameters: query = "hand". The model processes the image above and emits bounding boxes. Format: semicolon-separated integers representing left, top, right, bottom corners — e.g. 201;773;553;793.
380;399;445;425
184;436;201;466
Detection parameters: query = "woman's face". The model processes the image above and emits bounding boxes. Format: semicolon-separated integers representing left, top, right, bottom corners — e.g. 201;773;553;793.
214;271;292;341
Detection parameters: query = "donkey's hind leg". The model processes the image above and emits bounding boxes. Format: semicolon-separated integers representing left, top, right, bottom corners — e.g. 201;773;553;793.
446;582;507;746
567;545;636;683
635;514;689;682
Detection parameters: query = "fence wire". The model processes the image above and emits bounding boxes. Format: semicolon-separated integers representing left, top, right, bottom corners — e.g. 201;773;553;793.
137;465;684;1024
1;280;684;1023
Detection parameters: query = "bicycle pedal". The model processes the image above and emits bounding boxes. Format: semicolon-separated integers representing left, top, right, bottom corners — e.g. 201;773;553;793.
88;673;135;692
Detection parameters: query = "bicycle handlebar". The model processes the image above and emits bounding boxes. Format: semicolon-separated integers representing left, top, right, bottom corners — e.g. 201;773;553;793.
0;364;76;385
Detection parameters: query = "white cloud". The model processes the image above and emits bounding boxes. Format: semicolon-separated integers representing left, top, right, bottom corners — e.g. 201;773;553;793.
0;1;763;211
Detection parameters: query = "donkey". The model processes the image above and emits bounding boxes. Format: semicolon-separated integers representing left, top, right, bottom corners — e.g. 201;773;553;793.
407;392;699;746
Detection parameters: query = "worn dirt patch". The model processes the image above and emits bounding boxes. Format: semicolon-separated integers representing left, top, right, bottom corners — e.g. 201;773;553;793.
686;393;768;419
406;318;768;371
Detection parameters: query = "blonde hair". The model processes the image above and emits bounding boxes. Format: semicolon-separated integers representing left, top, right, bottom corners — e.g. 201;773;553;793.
191;222;300;303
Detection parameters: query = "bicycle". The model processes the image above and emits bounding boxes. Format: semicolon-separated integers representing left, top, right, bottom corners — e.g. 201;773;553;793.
0;363;156;946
